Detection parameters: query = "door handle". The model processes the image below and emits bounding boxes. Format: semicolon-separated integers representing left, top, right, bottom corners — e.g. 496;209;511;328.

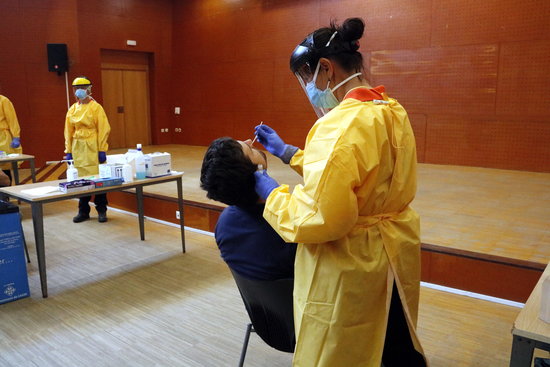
117;106;124;113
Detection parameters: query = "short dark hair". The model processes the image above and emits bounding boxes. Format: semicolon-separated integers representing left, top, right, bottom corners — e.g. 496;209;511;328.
200;137;259;207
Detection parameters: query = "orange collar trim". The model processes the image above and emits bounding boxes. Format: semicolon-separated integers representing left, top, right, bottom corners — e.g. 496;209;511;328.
344;86;386;102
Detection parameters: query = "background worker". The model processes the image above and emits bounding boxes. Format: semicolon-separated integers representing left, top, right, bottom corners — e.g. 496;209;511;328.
0;86;23;184
254;18;427;366
200;137;296;281
64;76;111;223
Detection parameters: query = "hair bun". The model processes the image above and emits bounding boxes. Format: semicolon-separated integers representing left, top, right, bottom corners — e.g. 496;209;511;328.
339;17;365;42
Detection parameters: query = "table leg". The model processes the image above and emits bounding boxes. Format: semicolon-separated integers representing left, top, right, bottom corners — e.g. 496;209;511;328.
31;202;48;298
11;161;19;185
177;177;185;253
30;158;36;183
136;186;145;241
510;335;534;367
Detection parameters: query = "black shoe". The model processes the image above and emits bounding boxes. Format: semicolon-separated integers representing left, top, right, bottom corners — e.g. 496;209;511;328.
73;213;90;223
98;212;108;223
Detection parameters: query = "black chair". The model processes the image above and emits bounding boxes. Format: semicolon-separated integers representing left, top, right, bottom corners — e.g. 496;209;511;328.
229;268;295;367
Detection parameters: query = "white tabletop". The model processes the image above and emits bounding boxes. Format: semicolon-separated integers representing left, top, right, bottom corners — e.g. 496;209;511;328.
0;172;184;202
513;263;550;344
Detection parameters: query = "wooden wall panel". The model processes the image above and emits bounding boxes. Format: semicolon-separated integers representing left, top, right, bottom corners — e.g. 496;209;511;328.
432;0;550;47
0;7;25;63
425;116;550;172
496;41;550;118
172;0;549;172
424;250;542;302
320;0;432;51
2;0;548;171
22;8;79;64
370;45;498;115
409;114;427;163
177;111;236;146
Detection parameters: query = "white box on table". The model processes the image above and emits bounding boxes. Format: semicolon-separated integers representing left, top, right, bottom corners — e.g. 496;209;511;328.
145;152;171;177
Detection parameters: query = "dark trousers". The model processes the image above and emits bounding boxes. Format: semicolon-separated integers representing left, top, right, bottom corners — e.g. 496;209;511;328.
78;194;108;214
2;169;12;182
382;282;426;367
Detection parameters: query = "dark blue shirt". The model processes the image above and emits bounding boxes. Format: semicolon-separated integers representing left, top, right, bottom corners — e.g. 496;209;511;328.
215;204;296;281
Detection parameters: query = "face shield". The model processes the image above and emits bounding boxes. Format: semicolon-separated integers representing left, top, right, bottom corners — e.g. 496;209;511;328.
294;63;329;118
290;32;339;118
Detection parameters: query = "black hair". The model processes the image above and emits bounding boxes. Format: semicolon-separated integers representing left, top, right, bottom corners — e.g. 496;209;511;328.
200;137;259;208
290;17;365;74
315;17;365;73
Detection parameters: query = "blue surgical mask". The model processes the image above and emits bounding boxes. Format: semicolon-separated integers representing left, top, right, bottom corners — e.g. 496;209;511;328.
305;61;362;109
75;89;88;100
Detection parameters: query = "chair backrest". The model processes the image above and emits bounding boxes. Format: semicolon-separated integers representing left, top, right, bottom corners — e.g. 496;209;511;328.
230;268;295;353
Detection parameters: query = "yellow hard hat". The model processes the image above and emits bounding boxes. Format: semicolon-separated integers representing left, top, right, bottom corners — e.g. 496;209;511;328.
72;77;92;87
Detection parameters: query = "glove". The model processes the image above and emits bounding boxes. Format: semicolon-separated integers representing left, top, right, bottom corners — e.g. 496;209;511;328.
65;153;73;161
254;170;280;200
98;151;107;163
255;124;287;158
10;137;20;148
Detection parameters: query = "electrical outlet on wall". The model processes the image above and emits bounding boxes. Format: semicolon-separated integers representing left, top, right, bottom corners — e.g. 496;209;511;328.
176;210;180;219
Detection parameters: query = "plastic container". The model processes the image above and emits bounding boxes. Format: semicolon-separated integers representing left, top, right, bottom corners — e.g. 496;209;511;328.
135;144;146;180
122;163;133;182
66;160;78;182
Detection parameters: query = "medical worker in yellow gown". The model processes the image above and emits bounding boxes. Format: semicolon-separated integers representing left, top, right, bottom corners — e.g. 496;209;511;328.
0;91;23;184
254;18;428;367
64;76;111;223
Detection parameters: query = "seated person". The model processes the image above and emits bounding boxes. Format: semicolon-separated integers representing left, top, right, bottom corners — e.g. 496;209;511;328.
200;137;296;281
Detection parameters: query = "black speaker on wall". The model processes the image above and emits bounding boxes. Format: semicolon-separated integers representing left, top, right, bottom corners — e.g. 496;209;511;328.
46;43;68;75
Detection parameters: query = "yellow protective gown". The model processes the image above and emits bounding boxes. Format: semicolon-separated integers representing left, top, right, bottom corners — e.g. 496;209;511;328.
0;95;23;170
64;99;110;176
263;87;427;366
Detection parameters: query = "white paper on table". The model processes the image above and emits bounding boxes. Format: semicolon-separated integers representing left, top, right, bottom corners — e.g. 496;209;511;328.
20;186;61;196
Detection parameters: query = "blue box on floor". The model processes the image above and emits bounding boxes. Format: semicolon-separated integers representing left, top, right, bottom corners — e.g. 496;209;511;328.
0;201;30;305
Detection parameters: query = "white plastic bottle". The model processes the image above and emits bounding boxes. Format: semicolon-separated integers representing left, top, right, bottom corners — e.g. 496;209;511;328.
66;160;78;182
122;163;133;182
135;144;146;179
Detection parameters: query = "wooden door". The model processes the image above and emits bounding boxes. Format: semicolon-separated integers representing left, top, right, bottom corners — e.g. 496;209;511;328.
100;50;151;150
101;69;125;148
122;70;150;148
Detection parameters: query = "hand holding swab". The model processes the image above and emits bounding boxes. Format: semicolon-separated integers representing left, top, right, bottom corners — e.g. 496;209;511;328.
251;121;264;144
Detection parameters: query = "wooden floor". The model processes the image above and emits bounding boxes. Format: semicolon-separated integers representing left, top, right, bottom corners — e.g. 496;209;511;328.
110;144;550;264
0;200;532;367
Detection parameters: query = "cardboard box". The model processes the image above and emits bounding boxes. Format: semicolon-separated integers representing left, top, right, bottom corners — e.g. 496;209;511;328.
98;164;112;178
107;152;136;178
59;179;95;193
145;152;171;177
93;177;124;188
0;203;30;304
98;163;124;179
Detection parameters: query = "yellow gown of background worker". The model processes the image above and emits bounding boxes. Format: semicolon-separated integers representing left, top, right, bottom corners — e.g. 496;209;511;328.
64;99;110;176
263;88;427;366
0;95;23;170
